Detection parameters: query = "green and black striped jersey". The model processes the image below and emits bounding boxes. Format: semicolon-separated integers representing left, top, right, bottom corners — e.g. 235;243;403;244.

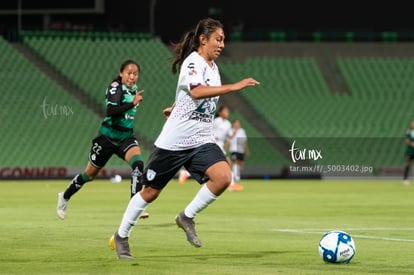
99;80;139;144
406;128;414;155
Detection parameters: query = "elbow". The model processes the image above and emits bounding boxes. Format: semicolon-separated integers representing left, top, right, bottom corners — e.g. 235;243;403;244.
189;84;205;99
190;93;203;99
106;107;114;117
189;90;204;99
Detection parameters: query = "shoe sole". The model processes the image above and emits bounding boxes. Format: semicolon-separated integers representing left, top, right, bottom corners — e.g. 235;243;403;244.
118;255;136;260
109;235;115;250
227;185;244;192
57;193;66;220
139;212;150;219
57;211;66;220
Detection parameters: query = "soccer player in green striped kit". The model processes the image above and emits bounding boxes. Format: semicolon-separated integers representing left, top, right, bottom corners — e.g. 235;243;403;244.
57;59;149;220
403;119;414;185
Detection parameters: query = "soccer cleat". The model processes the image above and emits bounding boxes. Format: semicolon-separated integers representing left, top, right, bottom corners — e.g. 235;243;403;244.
56;192;68;220
403;180;410;186
139;212;150;219
110;231;135;260
175;211;202;247
227;183;244;192
178;170;190;185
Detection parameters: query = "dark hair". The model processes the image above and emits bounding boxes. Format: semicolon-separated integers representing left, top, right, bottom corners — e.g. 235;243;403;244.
215;105;229;118
171;18;224;74
114;59;140;82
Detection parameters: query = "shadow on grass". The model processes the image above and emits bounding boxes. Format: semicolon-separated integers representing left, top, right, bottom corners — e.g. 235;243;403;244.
139;250;294;260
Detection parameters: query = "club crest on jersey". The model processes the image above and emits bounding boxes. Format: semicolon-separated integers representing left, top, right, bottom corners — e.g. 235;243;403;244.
146;169;156;181
189;98;217;122
111;81;119;87
187;63;197;75
196;98;217;114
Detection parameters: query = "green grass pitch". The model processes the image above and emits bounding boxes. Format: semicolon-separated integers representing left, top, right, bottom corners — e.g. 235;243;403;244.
1;179;414;274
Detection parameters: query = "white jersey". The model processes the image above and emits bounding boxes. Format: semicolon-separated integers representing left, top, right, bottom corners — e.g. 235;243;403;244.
213;116;232;153
229;128;247;153
155;51;221;150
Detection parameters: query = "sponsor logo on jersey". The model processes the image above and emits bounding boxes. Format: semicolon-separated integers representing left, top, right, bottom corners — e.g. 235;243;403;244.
189;98;217;122
187;63;197;75
109;87;117;94
107;82;119;95
125;114;135;120
189;112;214;122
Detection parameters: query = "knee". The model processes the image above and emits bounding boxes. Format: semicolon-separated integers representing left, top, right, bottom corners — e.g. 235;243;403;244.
85;171;97;181
141;186;161;203
207;172;232;195
215;171;232;187
225;171;232;183
85;164;100;180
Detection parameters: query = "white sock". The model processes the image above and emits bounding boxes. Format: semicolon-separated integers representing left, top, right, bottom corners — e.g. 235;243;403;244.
232;163;241;182
184;184;217;218
231;165;236;184
118;193;149;238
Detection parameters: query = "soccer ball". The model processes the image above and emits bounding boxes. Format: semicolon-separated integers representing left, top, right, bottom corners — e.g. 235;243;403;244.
110;174;122;183
318;230;356;264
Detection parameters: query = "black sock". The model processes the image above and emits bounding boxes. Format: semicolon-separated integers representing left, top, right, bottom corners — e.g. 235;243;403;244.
130;160;144;198
404;165;410;180
63;172;91;200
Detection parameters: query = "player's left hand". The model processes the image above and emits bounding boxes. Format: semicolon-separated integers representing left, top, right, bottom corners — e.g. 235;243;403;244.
133;90;144;105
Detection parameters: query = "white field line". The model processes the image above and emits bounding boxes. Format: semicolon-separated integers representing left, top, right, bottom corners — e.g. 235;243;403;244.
272;228;414;243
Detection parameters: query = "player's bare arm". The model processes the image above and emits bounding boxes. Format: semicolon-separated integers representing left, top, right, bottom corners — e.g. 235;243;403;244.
190;77;260;99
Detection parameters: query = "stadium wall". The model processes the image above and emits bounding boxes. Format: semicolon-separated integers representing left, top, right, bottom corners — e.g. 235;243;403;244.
2;41;413;180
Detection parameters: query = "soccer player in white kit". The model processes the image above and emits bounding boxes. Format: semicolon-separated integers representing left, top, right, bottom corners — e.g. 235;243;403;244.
228;119;250;186
212;106;244;191
180;105;239;187
109;18;260;260
213;106;232;153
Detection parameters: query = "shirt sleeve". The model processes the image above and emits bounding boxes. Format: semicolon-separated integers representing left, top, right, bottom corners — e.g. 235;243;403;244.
179;60;205;94
106;103;134;116
106;81;123;106
105;81;134;116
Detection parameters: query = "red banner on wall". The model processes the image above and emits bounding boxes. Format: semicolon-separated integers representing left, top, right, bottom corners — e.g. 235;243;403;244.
0;166;132;179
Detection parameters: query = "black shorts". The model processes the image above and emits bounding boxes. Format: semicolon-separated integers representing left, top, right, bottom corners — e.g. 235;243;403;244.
143;143;227;189
406;153;414;161
231;152;245;161
88;134;139;168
